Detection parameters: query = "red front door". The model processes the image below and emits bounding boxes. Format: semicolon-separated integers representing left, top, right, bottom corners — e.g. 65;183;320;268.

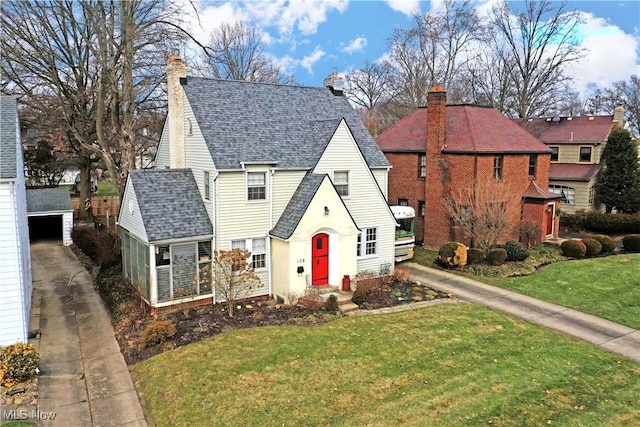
546;204;554;235
312;233;329;286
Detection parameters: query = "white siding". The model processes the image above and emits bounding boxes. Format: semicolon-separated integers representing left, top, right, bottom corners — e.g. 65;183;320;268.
184;99;216;223
117;180;148;243
155;125;170;169
216;168;272;295
0;177;32;345
313;121;396;274
63;212;73;246
371;168;389;200
271;170;306;223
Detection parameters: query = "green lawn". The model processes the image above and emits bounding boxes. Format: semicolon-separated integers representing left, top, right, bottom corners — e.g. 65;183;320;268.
488;254;640;329
133;304;640;427
412;248;640;330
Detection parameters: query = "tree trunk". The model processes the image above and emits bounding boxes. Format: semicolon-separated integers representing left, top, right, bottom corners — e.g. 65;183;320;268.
77;160;93;221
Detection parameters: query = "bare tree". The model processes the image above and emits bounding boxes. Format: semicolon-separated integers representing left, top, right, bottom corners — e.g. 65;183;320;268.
213;248;263;317
442;177;521;249
600;76;640;136
200;21;294;84
345;61;396;136
385;0;487;108
1;0;186;202
489;0;584;118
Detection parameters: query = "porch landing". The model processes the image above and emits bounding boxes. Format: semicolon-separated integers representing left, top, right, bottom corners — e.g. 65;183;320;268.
316;286;358;314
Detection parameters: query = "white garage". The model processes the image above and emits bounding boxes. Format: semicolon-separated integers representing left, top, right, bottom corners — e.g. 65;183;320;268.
26;188;73;245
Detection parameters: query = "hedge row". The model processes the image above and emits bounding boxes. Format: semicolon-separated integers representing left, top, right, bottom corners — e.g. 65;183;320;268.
561;210;640;234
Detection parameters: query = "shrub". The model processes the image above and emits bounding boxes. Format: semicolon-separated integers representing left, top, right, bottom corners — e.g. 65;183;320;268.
351;287;366;305
560;239;587;258
504;241;530;262
581;238;602;257
71;225;98;260
486;248;507;266
560;210;640;234
0;342;40;387
325;295;338;312
592;234;617;254
71;225;121;267
622;234;640;252
437;242;467;268
140;319;177;347
519;221;541;248
466;248;485;265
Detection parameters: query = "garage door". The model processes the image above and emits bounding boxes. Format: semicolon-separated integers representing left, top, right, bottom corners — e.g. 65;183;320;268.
28;215;63;242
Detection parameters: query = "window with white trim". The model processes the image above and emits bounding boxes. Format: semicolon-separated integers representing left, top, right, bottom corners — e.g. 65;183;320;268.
247;172;266;201
418;154;426;178
333;171;349;197
230;237;267;269
357;227;378;257
549;184;575;205
204;171;210;200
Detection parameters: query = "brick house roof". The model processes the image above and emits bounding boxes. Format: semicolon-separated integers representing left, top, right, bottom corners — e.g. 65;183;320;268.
514;115;615;144
376;105;550;154
549;163;602;182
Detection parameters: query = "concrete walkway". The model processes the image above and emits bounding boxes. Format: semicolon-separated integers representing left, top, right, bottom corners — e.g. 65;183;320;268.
400;263;640;363
28;241;146;426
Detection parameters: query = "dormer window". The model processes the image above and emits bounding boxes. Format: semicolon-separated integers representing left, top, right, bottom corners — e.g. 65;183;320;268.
579;147;592;162
550;147;559;162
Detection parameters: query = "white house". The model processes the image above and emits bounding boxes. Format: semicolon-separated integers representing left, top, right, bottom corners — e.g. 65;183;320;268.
0;95;33;345
117;57;397;312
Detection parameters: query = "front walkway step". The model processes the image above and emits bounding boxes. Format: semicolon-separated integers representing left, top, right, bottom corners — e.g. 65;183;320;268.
335;291;353;305
339;302;359;314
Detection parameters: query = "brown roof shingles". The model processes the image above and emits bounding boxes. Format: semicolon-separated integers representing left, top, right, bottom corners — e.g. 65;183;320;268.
376;105;551;154
549;163;602;182
514;115;615;144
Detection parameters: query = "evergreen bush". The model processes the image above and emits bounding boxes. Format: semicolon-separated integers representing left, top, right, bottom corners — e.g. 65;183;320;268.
325;294;339;312
560;239;587;258
140;320;177;347
466;248;485;265
622;234;640;252
486;248;507;266
504;240;530;261
0;342;40;387
437;242;467;268
592;234;617;254
581;238;602;257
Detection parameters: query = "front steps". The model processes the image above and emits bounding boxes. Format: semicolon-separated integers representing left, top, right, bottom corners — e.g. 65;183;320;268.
317;286;359;314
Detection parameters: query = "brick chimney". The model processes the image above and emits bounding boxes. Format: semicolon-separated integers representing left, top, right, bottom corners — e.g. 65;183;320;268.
167;55;187;168
424;86;450;248
613;106;624;128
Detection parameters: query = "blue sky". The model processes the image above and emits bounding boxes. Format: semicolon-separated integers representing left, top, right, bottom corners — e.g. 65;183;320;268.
186;1;640;96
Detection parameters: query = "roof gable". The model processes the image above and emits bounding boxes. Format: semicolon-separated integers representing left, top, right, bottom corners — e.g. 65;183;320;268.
515;115;615;144
0;96;18;179
376;105;550;154
181;77;389;170
128;169;212;242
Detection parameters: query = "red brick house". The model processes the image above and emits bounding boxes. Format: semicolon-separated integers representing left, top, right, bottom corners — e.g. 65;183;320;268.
376;86;561;248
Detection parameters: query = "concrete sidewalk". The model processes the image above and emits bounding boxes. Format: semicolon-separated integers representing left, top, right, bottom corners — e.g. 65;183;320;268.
401;263;640;363
28;241;147;426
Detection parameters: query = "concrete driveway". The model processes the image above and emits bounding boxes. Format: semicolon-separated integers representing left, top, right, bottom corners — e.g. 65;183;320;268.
28;241;146;426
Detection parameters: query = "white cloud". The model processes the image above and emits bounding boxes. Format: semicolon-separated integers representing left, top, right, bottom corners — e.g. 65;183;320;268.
342;37;367;54
300;46;327;74
385;0;420;16
566;13;640;95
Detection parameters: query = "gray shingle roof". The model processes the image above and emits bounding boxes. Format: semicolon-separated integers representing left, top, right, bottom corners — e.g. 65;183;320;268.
129;169;212;242
0;96;18;179
182;78;390;170
270;173;326;240
26;188;73;213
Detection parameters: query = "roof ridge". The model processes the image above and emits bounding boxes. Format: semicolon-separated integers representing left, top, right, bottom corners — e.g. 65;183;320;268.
185;75;323;91
463;105;481;152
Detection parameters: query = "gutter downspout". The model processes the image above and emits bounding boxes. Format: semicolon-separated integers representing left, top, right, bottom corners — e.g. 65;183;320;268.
267;169;275;297
212;171;220;305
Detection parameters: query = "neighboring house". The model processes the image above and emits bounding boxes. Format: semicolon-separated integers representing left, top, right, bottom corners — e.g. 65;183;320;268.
0;95;33;346
26;187;74;245
117;56;396;312
376;86;560;248
514;108;624;213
